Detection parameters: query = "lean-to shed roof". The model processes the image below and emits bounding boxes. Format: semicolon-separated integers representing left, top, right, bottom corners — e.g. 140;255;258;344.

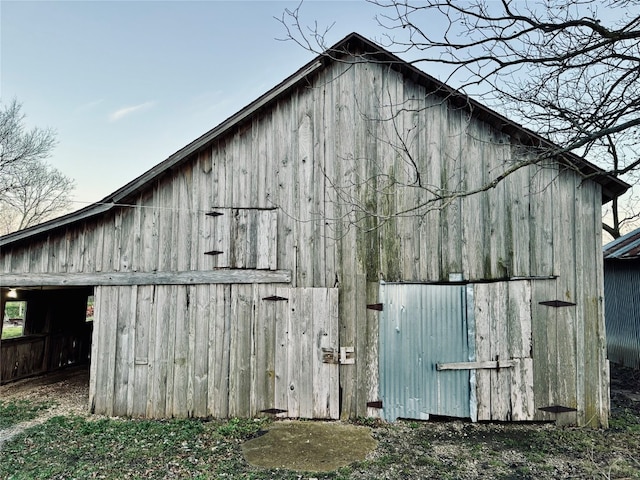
604;228;640;260
0;32;630;248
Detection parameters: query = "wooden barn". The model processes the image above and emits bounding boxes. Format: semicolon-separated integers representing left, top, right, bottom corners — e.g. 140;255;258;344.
0;33;629;427
604;228;640;369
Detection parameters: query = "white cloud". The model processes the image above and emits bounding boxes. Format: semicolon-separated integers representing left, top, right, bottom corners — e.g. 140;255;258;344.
109;101;156;122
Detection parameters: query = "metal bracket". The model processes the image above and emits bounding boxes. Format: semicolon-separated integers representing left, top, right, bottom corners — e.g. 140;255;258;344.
340;346;355;364
260;408;288;415
539;300;576;307
538;405;577;414
436;360;515;371
262;296;288;301
322;347;355;364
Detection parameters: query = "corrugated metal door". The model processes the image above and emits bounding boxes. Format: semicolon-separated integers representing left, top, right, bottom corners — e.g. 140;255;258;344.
379;283;473;421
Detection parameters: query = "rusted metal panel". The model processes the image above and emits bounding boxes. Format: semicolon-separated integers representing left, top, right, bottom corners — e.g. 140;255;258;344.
603;228;640;260
378;283;472;422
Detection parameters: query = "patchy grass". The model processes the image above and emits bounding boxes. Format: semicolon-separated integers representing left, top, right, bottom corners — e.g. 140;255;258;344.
1;364;639;479
1;410;639;480
1;324;23;339
0;399;52;429
0;416;275;480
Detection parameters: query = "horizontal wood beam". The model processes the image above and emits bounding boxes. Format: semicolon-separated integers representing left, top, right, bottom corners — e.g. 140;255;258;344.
1;269;292;287
436;360;515;371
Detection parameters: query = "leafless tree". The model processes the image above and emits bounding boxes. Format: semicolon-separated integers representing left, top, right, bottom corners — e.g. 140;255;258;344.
0;100;75;233
278;0;640;238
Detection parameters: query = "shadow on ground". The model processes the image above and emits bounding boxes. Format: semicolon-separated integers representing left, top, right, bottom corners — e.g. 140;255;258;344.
242;420;378;472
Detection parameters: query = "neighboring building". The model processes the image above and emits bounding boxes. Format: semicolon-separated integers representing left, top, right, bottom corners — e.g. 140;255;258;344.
0;33;629;427
604;228;640;369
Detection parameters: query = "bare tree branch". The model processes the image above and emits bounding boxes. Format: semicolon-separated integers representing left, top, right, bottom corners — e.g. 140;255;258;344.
0;99;75;234
279;0;640;237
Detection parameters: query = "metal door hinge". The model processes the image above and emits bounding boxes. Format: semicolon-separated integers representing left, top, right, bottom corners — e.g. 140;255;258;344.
538;405;577;414
260;408;288;415
262;295;288;301
539;300;576;307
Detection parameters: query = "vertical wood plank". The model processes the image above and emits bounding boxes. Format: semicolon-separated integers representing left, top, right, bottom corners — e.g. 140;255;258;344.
164;286;177;417
94;223;105;273
152;285;171;417
145;285;159;418
124;286;138;416
354;273;369;417
229;284;252;417
531;279;556;422
113;286;132;416
157;178;174;272
96;286;118;416
424;94;444;281
212;208;231;268
111;209;123;272
297;105;315;285
286;287;300;417
197;152;214;271
208;284;232;418
298;288;314;418
461;118;487;280
328;287;340;419
474;283;491;420
440;104;464;278
176;165;193;271
186;285;196;417
507;280;532;359
251;284;276;415
529;160;556;276
487;128;508;279
193;284;210;417
88;286;103;413
508;157;532;277
553;170;578;426
489;281;511;420
274;286;290;416
510;357;535;420
211;141;227;210
118;205;135;272
171;285;189;417
132;285;152;417
320;68;338;291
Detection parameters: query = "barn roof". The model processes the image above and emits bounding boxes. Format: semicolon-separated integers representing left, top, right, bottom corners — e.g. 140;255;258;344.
603;227;640;260
0;32;630;248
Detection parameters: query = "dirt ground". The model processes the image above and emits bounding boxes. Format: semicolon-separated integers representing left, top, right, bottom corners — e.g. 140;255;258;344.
0;366;91;448
0;365;90;416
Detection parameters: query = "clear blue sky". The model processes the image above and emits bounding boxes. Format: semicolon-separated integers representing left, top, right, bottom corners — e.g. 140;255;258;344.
2;0;403;208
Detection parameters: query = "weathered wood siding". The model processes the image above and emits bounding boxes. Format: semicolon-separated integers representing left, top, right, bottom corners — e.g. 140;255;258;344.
0;57;608;425
89;285;338;418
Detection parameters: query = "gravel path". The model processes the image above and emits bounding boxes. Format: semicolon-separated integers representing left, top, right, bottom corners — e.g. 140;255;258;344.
0;367;90;450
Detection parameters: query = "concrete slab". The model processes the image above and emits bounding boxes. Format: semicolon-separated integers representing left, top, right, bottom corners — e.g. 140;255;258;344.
242;420;378;472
